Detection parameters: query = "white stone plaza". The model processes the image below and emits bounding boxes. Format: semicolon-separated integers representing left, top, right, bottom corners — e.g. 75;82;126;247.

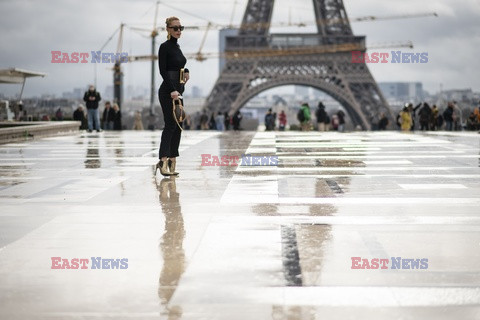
0;130;479;319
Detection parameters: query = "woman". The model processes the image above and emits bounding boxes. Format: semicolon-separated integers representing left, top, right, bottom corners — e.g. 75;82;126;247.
378;112;389;130
224;112;231;130
400;106;412;132
278;110;287;131
156;16;189;176
133;111;144;130
112;103;122;130
215;112;224;131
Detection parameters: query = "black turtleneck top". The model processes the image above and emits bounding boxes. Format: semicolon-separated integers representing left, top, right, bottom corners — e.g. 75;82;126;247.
158;36;189;93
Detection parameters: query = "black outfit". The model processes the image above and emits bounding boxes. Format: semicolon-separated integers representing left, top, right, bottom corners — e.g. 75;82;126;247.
209;114;217;130
443;107;454;122
233;111;242;130
102;107;115;128
83;90;101;110
224;112;231;130
265;112;275;131
113;110;122;130
158;37;189;159
316;103;327;123
73;109;87;129
337;110;345;125
418;103;432;131
378;116;389;130
411;103;422;131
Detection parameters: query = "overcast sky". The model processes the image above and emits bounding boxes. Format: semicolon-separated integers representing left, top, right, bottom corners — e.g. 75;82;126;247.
1;0;479;99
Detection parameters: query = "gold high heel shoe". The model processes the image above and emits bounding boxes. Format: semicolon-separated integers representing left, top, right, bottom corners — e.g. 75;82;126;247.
155;160;173;176
168;159;179;175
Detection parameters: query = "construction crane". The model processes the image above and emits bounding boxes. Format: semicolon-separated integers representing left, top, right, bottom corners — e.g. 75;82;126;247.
125;11;436;63
352;12;438;22
128;40;414;63
112;8;436;112
140;12;438;31
113;23;125;108
111;2;160;115
148;2;160;115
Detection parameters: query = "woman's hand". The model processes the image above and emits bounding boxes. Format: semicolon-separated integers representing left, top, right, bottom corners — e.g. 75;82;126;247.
171;91;180;99
184;72;190;83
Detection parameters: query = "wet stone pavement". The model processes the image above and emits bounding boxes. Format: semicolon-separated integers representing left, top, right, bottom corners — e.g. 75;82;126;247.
0;130;479;319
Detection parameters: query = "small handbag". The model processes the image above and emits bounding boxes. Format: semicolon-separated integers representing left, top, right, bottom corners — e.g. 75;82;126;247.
172;98;186;130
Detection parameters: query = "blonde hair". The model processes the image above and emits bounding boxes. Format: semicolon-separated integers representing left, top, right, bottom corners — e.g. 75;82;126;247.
165;16;180;27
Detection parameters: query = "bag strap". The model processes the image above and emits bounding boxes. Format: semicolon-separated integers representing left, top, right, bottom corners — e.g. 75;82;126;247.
172;98;184;131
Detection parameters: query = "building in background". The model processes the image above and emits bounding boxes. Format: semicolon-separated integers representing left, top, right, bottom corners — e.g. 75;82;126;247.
62;87;84;99
439;89;474;103
378;82;425;104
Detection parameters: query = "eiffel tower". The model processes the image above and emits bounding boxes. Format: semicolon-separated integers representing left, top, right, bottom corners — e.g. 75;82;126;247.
204;0;394;130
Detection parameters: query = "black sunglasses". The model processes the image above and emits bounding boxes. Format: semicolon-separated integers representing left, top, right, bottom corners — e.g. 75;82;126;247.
168;26;184;31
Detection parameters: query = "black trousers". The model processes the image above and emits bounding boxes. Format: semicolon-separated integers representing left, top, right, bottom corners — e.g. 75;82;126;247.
158;89;182;159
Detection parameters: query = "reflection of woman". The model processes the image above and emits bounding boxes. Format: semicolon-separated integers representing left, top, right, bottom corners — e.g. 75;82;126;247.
156;178;185;318
156;16;190;176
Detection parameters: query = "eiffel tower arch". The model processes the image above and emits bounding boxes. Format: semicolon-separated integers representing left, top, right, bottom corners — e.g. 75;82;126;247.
204;0;394;130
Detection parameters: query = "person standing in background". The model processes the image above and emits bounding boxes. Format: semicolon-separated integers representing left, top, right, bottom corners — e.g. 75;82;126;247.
112;103;122;130
265;108;275;131
378;113;389;130
431;105;439;131
209;112;217;130
215;112;224;131
300;103;312;132
55;108;63;121
418;103;432;131
316;102;327;131
73;104;87;130
133;111;144;130
83;85;102;132
337;110;346;132
443;103;454;131
200;110;209;130
102;101;114;130
400;106;412;132
278;110;287;131
233;110;242;131
184;114;192;130
224;112;231;131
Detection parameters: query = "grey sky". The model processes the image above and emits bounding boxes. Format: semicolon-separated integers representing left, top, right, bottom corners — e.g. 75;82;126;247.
1;0;479;99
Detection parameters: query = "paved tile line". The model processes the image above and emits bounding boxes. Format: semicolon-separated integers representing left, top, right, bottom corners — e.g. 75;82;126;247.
210;215;480;226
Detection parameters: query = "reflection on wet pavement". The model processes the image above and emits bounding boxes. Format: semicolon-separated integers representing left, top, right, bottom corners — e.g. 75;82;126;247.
84;140;101;169
0;130;479;319
156;177;185;319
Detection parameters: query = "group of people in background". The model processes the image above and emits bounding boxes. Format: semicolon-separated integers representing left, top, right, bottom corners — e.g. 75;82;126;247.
67;86;480;134
397;101;480;132
194;110;243;131
264;109;287;131
295;102;346;132
72;85;122;132
101;101;122;130
397;102;441;132
263;102;348;132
